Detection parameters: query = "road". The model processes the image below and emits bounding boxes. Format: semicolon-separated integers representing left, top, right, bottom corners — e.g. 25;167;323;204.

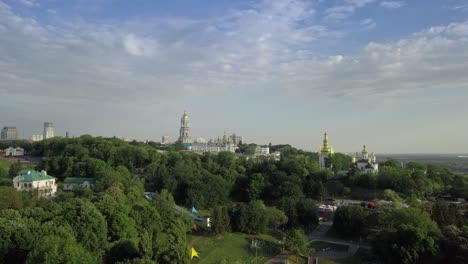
308;221;370;260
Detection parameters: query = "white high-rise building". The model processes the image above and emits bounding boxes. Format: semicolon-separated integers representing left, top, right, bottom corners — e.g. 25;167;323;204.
31;135;43;142
1;127;18;140
43;122;55;140
178;111;192;144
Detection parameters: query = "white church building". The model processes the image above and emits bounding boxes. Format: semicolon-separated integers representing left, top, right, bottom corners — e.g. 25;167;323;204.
352;145;379;174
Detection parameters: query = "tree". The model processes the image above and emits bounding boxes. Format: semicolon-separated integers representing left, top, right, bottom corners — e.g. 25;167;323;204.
54;198;108;256
8;160;21;178
0;187;23;209
0;211;42;263
304;178;326;201
296;199;319;232
212;206;231;234
285;229;312;257
432;201;465;228
106;240;140;264
380;159;401;168
26;235;97;264
332;206;368;238
265;206;288;228
231;200;268;234
372;208;441;264
155;218;189;264
247;173;265;201
347;166;361;185
326;180;344;197
383;189;403;204
97;186;137;242
329;153;352;173
440;225;468;264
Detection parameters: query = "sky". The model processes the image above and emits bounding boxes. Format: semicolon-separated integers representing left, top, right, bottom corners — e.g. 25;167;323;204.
0;0;467;153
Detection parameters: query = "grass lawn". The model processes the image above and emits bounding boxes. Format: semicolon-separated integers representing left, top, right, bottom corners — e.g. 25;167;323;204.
252;232;282;244
310;241;349;252
0;158;35;172
188;232;278;264
0;158;13;171
0;159;13;185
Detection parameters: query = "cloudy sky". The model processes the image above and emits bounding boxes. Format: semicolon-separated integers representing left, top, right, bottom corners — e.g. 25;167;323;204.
0;0;467;153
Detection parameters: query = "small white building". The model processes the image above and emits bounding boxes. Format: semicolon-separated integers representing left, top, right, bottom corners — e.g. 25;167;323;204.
187;142;238;154
5;147;24;156
352;145;379;174
13;170;57;197
31;135;44;142
271;151;281;161
63;177;96;191
255;146;270;156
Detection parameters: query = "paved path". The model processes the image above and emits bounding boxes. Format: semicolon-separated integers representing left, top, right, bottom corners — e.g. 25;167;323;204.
264;251;306;264
308;222;370;260
265;221;372;263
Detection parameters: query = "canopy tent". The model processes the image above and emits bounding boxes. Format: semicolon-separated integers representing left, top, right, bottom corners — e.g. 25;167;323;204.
190;206;198;214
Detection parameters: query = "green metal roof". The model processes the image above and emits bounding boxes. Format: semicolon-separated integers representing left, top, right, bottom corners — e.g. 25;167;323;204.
63;177;96;184
17;170;56;182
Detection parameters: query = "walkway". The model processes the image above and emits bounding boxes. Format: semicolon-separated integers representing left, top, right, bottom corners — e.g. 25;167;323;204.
308;222;370;260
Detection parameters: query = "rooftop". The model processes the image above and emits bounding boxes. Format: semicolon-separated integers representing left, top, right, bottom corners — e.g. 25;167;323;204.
17;170;55;182
64;177;96;184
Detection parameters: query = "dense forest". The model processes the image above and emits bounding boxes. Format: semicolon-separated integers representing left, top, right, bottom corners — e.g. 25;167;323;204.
0;136;467;263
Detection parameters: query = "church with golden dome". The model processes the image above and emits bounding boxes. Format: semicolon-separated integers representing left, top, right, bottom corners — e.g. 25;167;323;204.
319;132;334;169
352;145;379;174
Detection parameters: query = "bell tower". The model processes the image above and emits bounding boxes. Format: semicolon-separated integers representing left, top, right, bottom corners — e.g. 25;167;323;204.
319;132;334;169
178;111;192;143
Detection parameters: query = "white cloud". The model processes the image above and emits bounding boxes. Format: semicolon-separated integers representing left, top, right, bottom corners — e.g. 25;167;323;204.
283;20;468;99
325;0;375;21
123;34;157;57
18;0;38;7
381;1;405;9
345;0;376;8
0;0;467;148
453;4;468;12
1;0;467;103
360;18;376;30
1;0;466;102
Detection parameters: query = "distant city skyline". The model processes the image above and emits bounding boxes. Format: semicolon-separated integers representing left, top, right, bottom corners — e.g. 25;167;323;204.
0;0;467;153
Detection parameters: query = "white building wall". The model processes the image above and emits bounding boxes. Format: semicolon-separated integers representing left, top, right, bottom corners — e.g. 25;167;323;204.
5;147;24;156
255;146;270;156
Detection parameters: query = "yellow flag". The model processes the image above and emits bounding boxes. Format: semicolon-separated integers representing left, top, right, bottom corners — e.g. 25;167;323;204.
191;247;199;260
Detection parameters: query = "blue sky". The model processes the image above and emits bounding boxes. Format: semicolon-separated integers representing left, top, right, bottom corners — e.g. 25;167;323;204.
0;0;467;153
